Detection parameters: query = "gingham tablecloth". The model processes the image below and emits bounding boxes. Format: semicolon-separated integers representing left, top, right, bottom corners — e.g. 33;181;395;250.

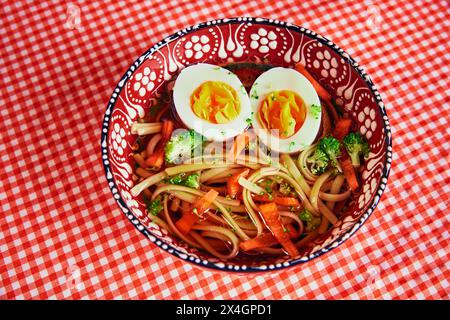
0;0;449;300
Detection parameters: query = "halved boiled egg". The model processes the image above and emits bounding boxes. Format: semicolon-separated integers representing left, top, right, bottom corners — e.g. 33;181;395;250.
249;67;322;153
173;63;252;141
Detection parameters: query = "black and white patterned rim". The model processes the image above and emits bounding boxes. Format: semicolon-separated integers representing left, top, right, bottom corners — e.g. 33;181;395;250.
100;17;392;273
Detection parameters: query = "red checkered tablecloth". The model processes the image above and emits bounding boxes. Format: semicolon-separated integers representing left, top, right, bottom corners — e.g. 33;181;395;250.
1;0;449;300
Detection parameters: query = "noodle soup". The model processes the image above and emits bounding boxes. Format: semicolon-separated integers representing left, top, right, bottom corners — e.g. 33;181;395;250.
129;62;370;262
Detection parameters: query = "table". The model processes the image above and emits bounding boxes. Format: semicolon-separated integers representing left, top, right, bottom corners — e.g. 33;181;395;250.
1;0;448;299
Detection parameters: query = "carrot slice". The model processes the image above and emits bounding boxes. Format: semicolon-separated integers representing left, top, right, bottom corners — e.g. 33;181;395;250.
239;227;299;251
145;120;174;168
258;203;299;257
341;156;359;192
333;118;352;140
175;190;219;235
227;168;250;198
294;63;331;101
228;132;255;161
252;195;300;207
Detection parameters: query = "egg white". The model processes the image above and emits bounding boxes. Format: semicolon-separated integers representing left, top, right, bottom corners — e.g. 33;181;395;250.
172;63;252;142
249;67;322;153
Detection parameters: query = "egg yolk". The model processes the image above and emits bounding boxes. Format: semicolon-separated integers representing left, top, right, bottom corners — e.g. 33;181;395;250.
190;81;240;124
258;90;306;138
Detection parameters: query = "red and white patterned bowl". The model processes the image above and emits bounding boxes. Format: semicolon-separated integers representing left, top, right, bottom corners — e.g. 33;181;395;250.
101;18;392;272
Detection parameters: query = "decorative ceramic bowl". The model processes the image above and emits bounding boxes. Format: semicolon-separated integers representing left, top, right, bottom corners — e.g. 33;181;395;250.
101;18;392;272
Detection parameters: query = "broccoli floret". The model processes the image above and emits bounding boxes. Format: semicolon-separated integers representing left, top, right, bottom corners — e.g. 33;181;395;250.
145;197;163;216
164;172;200;189
343;132;370;167
279;182;292;196
299;209;321;231
318;136;342;172
308;147;330;175
181;173;200;189
165;129;204;164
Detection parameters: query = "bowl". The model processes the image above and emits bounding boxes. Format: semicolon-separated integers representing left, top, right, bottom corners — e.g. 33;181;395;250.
101;17;392;272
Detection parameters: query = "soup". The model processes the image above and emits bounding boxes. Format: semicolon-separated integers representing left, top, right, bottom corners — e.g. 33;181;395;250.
129;62;369;261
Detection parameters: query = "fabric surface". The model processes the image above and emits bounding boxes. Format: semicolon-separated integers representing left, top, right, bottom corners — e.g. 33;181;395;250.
0;0;449;299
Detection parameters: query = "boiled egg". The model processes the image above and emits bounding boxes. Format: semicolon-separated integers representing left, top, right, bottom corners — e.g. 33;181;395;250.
249;67;322;153
172;63;252;142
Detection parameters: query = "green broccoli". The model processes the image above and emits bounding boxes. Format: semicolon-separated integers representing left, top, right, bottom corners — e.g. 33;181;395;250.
343;132;370;167
318;136;342;172
164;172;200;189
279;182;292;196
145;197;163;216
308;147;330;175
182;173;200;189
165;129;204;164
299;209;321;231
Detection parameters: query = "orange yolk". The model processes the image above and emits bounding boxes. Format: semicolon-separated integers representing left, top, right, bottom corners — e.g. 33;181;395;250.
190;81;240;124
258;90;306;138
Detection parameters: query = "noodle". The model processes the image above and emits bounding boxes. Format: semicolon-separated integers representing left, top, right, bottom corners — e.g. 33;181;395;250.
131;171;167;196
281;154;311;195
162;196;200;248
131;122;162;135
310;171;332;212
146;133;162;155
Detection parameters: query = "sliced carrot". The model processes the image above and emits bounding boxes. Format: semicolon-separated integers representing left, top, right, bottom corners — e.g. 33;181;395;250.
175;190;219;235
175;212;198;235
145;120;174;168
239;227;299;251
145;148;165;168
228;132;255;162
341;156;359;192
333;118;352;140
227;168;250;198
258;203;299;257
294;63;331;102
252;195;300;207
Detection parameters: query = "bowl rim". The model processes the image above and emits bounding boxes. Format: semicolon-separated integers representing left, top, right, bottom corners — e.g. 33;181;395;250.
100;17;392;273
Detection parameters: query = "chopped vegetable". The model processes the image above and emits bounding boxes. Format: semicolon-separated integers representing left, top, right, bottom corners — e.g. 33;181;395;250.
228;132;254;161
299;209;321;231
343;132;370;167
310;104;321;120
333;118;353;141
164;129;204;164
278;182;292;196
317;136;342;171
164;172;200;189
145;198;163;216
253;195;300;207
146;120;174;168
175;190;219;234
227;168;250;198
341;156;359;191
258;203;299;257
239;228;299;251
308;147;330;175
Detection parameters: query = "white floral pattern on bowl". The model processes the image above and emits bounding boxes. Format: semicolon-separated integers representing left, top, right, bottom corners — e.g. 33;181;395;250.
185;35;211;59
111;123;127;155
313;49;339;78
250;28;277;53
132;67;157;97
